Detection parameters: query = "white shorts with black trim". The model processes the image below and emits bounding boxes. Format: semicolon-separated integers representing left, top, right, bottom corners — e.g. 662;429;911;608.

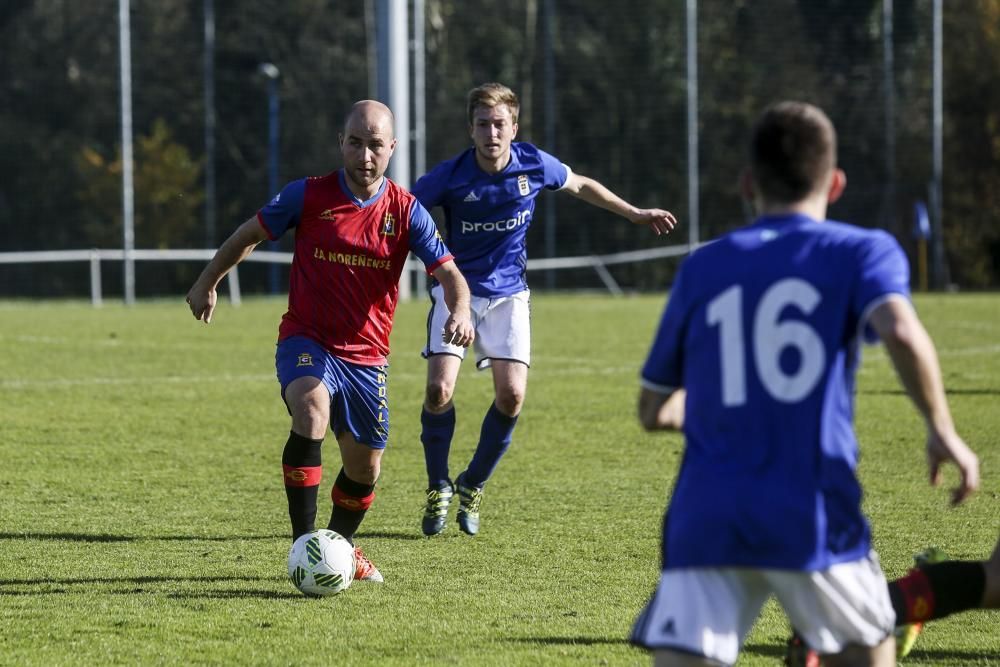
630;552;895;665
422;284;530;370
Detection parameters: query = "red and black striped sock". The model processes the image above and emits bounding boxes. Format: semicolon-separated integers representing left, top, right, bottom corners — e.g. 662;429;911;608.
281;431;323;540
890;567;936;624
890;561;986;624
327;468;375;543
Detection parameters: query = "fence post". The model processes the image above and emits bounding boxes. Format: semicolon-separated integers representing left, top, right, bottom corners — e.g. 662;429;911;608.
90;249;103;307
591;258;623;296
227;265;242;306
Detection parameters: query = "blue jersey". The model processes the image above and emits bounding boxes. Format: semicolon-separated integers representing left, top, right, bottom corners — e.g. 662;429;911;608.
642;213;910;571
410;142;569;297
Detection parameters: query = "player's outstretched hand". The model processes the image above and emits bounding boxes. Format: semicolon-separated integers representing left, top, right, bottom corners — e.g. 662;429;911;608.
442;313;474;348
926;428;980;506
631;208;678;236
186;285;217;324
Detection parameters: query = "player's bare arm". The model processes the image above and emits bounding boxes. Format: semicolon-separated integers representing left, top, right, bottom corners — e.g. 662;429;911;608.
431;261;474;348
637;387;686;432
561;172;677;235
869;295;980;505
186;217;270;324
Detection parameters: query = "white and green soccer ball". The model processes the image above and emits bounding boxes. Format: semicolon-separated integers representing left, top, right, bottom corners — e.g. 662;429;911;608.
287;529;355;596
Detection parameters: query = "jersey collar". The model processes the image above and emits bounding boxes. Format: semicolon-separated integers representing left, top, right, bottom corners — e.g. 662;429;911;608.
470;144;518;177
753;212;821;228
338;170;388;208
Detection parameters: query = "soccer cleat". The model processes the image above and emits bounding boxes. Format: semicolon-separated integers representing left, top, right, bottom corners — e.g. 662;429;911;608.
421;482;454;536
895;546;949;658
783;632;820;667
913;545;949;568
895;622;923;660
352;546;384;583
455;472;484;536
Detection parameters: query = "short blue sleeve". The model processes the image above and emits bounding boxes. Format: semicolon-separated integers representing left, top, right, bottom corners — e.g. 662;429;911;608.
854;231;911;342
536;148;569;190
410;166;448;211
641;264;690;392
257;179;306;240
408;201;451;269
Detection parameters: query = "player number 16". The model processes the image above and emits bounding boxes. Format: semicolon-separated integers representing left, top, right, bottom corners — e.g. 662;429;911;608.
706;278;826;407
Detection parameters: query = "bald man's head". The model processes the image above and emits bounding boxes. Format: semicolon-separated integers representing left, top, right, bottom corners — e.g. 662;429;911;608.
339;100;398;197
343;100;395;139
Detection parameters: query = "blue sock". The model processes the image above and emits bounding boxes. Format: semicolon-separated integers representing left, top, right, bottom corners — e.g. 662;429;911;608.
464;403;518;488
421;406;455;489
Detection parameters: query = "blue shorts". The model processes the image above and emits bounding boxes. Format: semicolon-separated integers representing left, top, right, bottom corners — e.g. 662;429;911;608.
275;336;389;449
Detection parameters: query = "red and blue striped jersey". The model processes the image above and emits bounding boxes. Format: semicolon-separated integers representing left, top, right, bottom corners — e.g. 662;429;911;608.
258;170;453;365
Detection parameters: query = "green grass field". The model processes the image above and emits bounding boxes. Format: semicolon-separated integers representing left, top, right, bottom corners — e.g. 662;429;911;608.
1;293;998;666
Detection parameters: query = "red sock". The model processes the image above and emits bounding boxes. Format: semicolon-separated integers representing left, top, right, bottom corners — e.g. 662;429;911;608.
282;431;323;540
327;468;375;542
891;569;936;623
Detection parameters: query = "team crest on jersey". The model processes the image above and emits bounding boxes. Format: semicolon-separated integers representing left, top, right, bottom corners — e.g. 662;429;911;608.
318;208;336;221
517;174;530;196
380;212;396;236
296;353;314;367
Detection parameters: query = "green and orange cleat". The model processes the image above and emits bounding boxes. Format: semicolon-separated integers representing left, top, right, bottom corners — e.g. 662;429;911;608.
353;546;384;583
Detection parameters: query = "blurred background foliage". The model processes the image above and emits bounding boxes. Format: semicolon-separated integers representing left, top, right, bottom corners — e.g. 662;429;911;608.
1;0;998;296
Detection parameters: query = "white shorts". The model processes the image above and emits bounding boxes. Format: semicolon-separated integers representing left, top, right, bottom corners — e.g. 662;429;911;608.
422;284;530;370
630;553;895;665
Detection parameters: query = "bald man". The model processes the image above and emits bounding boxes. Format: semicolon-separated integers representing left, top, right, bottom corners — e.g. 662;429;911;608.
187;100;474;584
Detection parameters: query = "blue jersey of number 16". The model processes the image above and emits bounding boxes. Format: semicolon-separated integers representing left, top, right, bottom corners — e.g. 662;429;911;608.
642;213;910;571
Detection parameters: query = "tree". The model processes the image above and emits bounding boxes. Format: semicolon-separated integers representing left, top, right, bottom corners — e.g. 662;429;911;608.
77;119;204;250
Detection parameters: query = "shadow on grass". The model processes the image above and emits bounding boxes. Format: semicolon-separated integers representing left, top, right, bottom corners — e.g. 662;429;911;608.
514;641;999;663
0;574;280;587
0;574;297;600
166;589;303;600
513;639;852;658
0;532;285;543
907;648;1000;663
508;637;629;647
355;530;424;541
742;643;1000;663
0;530;422;543
740;642;791;659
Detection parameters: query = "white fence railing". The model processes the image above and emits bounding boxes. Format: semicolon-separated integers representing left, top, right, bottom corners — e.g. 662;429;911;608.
0;243;696;305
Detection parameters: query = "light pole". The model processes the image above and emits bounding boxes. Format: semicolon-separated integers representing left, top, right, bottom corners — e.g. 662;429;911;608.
119;0;135;305
204;0;216;248
258;62;281;294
